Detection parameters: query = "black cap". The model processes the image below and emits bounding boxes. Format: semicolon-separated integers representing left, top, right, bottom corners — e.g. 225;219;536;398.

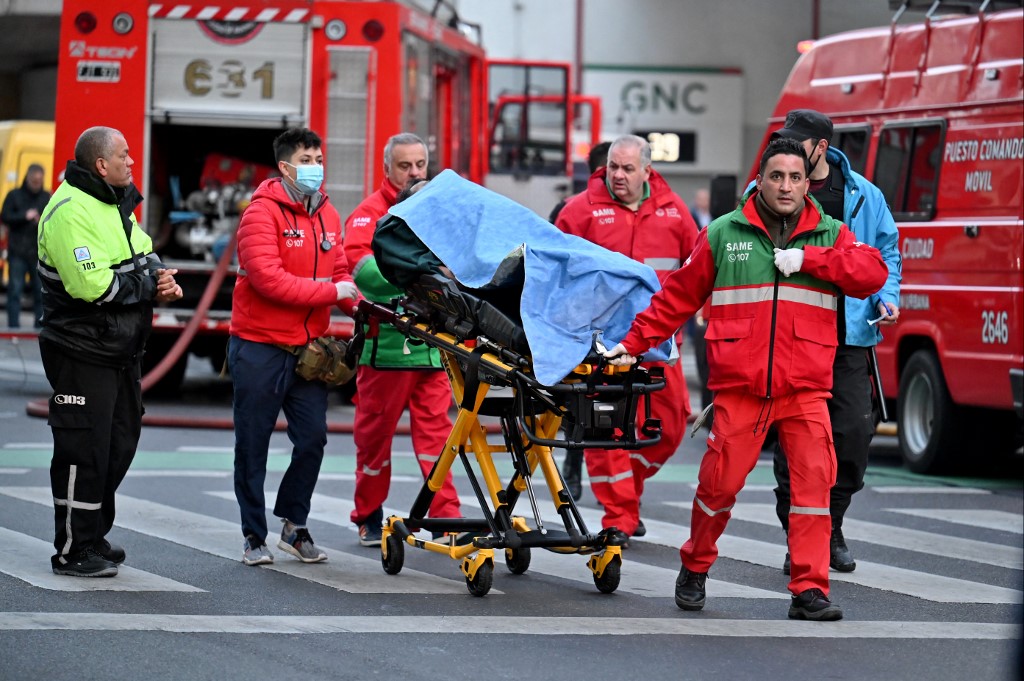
770;109;833;143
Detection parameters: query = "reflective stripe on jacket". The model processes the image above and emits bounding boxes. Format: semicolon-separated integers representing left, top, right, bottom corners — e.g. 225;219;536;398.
622;190;888;397
37;160;157;366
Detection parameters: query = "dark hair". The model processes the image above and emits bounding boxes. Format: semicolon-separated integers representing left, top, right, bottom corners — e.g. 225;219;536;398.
395;178;428;203
759;137;811;176
74;126;120;171
273;128;322;163
588;141;612;174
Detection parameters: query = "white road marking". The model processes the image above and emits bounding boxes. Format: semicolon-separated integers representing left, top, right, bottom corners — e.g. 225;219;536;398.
730;503;1023;570
0;527;204;592
0;486;474;595
888;508;1024;534
0;612;1015;639
0;468;29;474
659;501;1021;604
125;470;230;478
3;443;51;449
314;473;422;483
871;487;991;495
278;491;781;601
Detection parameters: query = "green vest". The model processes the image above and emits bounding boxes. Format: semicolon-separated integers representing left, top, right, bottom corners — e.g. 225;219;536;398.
354;257;442;368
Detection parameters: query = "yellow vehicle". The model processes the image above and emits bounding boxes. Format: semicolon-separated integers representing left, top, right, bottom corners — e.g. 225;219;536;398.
0;120;55;289
0;120;54;205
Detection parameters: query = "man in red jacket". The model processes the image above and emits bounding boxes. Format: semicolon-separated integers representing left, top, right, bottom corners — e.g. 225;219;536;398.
555;134;698;544
342;132;461;547
229;128;359;566
603;138;888;620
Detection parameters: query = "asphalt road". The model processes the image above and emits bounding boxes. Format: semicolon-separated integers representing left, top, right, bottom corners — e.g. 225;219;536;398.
0;337;1021;681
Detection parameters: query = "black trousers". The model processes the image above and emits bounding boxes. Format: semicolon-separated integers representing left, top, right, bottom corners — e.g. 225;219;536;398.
40;339;142;563
774;345;875;530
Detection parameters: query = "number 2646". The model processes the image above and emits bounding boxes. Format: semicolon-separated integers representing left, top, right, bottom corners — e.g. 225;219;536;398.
981;310;1008;344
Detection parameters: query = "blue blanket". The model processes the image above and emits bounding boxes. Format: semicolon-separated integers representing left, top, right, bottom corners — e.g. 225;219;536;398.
388;169;671;385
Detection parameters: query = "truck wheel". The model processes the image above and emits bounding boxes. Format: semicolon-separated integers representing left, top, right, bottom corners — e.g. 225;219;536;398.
898;350;962;474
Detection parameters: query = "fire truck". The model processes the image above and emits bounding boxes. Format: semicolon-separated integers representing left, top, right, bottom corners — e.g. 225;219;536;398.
54;0;594;391
746;0;1023;473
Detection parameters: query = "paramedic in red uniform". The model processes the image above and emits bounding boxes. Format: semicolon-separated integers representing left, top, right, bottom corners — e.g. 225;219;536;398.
343;132;461;547
556;134;698;543
603;138;888;620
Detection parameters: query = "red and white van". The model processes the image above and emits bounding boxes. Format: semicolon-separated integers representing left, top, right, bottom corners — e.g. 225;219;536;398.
750;2;1023;473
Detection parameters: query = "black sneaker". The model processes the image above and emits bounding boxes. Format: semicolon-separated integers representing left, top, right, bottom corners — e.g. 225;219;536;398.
830;526;856;572
782;552;791;575
674;566;708;611
96;538;126;565
633;519;647;538
604;528;630;550
788;588;843;621
52;548;118;577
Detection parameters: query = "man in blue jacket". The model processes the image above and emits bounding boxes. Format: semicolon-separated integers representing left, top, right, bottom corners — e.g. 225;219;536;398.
769;110;902;573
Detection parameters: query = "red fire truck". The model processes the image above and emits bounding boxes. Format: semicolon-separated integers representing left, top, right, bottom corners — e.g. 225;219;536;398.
54;0;593;391
747;1;1023;473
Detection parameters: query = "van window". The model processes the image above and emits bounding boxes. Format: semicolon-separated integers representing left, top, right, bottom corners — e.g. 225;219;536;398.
873;121;944;220
831;126;869;175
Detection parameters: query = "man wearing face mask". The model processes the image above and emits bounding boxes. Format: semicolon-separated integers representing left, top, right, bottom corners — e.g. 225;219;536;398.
229;128;359;566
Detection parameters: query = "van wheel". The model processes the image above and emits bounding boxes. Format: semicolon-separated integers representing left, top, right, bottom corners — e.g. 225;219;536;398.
898;350;962;474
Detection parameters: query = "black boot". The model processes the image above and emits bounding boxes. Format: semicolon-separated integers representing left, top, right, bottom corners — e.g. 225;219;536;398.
830;520;856;572
561;450;583;502
674;566;708;611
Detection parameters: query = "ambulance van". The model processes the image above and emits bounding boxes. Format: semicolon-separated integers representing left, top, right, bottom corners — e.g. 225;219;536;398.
750;2;1023;474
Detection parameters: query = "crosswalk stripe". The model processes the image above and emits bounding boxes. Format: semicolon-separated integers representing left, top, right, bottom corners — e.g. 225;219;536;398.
887;508;1024;534
269;491;782;601
0;527;204;592
0;486;472;595
871;486;991;495
0;468;29;475
729;503;1023;570
656;501;1021;604
0;612;1015;639
125;470;230;478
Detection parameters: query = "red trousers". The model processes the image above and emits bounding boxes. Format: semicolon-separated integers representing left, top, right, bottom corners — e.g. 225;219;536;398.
584;359;689;535
681;389;836;596
350;366;461;524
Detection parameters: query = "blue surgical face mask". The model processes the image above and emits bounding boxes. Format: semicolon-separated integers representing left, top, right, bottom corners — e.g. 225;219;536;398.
285;162;324;195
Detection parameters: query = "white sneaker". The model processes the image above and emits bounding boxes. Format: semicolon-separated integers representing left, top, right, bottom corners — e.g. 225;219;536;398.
242;535;274;566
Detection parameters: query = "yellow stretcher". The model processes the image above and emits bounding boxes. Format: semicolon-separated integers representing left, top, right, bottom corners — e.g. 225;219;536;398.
352;274;665;596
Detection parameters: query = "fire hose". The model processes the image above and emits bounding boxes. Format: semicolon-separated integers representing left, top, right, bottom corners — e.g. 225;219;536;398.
22;231;451;434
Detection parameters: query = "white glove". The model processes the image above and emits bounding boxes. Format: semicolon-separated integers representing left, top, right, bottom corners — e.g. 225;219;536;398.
602;342;638;366
773;247;804;277
335;281;359;300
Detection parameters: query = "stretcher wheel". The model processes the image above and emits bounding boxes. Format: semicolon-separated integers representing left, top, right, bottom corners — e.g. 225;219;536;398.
504;547;531;575
466;562;494;597
593;559;621;594
382;534;404;575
